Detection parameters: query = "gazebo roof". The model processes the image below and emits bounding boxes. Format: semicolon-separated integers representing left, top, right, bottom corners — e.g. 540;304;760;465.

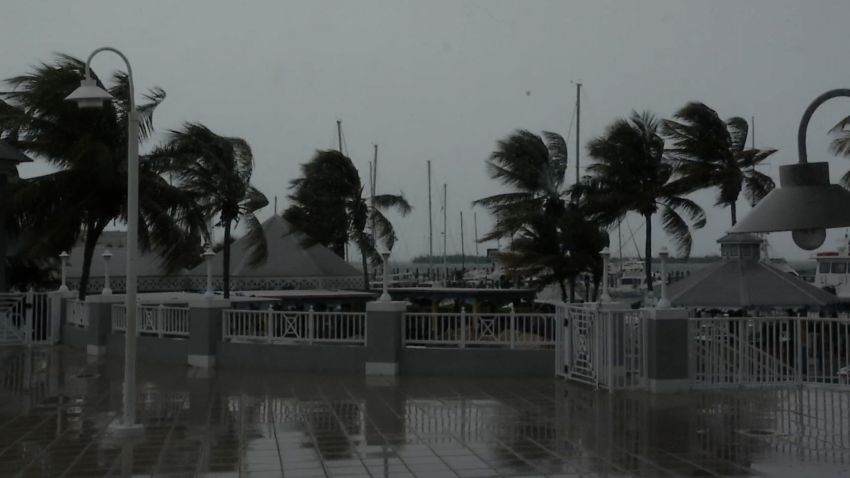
667;259;837;308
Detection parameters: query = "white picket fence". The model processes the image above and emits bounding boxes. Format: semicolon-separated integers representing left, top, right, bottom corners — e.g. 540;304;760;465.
67;300;88;328
112;304;190;338
690;316;850;388
222;309;366;345
402;310;556;349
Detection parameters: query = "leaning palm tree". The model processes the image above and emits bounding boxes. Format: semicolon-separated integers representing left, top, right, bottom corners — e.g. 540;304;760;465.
474;130;606;301
0;54;205;299
153;123;268;299
662;102;776;225
284;150;411;289
587;111;706;291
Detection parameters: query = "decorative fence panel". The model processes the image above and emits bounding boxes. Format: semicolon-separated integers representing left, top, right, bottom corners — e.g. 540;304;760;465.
560;304;647;391
0;292;57;345
222;309;366;346
67;300;88;328
402;310;556;349
112;305;190;338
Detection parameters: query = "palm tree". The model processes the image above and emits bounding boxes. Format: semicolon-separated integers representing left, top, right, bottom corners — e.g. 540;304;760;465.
828;115;850;184
587;111;706;291
153;123;268;299
284;150;411;289
0;54;205;299
662;102;776;225
474;130;606;301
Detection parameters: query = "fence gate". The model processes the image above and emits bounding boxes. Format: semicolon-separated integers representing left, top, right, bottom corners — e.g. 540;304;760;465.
0;292;57;346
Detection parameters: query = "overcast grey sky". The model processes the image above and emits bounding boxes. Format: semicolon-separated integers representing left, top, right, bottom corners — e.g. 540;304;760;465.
4;0;850;261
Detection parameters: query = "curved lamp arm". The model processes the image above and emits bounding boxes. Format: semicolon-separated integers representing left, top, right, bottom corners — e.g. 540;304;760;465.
797;88;850;164
84;46;134;112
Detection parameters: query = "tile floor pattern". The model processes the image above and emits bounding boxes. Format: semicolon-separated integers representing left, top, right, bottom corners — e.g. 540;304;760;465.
0;347;847;477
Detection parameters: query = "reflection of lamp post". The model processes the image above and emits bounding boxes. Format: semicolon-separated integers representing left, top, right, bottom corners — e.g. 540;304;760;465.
656;247;670;308
599;247;611;303
732;89;850;248
58;251;69;292
203;246;215;299
101;250;113;295
66;46;142;433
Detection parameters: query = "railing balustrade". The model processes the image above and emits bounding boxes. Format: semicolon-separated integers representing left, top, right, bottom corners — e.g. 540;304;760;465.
222;308;366;345
402;310;556;349
111;304;190;338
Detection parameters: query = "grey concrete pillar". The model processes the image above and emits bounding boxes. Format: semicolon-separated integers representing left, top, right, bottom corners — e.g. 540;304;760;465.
85;296;121;356
49;290;74;344
646;307;690;393
365;301;407;375
187;299;230;368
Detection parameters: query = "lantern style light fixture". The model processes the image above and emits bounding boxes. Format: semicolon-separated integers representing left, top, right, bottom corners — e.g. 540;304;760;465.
731;89;850;249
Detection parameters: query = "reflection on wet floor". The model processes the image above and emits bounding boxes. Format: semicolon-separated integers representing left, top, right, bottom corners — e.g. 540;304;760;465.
0;347;847;477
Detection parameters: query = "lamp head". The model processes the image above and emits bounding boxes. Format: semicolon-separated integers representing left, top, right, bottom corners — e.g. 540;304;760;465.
59;251;69;259
731;162;850;250
65;77;113;109
600;247;610;258
101;249;112;260
659;246;669;259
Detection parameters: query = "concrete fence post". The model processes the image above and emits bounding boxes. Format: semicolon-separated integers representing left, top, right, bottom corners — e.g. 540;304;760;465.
460;307;466;349
365;300;407;376
645;307;690;393
187;299;230;369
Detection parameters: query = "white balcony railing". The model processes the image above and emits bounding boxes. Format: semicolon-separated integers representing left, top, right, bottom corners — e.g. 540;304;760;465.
112;304;190;338
222;309;366;345
402;310;556;349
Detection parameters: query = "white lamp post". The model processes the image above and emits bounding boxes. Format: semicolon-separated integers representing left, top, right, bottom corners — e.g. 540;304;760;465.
656;247;671;308
66;47;141;433
58;251;69;292
203;246;215;298
379;249;392;302
599;247;611;303
101;249;113;295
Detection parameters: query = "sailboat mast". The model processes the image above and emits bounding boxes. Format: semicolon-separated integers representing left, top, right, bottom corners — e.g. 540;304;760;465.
460;211;465;273
427;161;433;279
442;183;447;279
473;211;479;256
336;120;343;153
575;82;581;184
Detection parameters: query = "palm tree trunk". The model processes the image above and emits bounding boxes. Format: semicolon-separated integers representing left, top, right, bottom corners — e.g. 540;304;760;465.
223;219;232;299
730;202;737;226
644;213;653;292
568;276;576;303
558;279;567;302
77;220;106;300
361;248;370;291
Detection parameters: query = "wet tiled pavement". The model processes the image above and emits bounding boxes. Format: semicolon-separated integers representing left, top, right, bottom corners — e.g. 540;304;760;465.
0;347;848;477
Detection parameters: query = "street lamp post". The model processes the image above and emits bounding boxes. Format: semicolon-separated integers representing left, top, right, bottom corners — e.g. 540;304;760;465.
203;246;215;298
66;47;142;433
102;249;113;295
732;89;850;246
379;251;392;302
58;251;69;292
599;247;611;303
656;247;671;308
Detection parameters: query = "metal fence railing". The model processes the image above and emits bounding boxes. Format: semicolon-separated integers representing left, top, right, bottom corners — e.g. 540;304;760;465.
690;316;850;388
222;309;366;345
111;304;190;338
402;309;556;349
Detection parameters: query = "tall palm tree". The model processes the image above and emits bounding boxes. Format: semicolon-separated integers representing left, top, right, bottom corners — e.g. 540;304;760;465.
153;123;268;299
0;54;205;299
284;150;411;289
474;130;606;301
662;102;776;225
587;111;706;291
